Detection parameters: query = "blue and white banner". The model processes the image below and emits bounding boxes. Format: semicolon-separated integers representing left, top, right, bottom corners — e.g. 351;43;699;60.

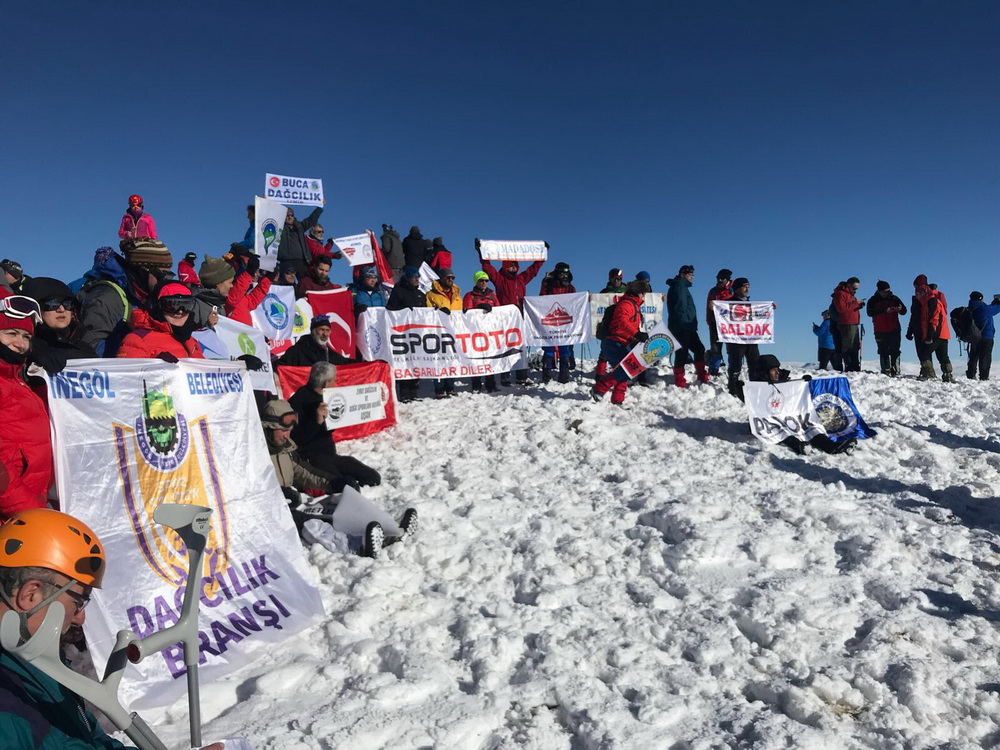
46;360;324;710
264;173;324;206
253;196;285;273
198;316;278;394
251;284;296;340
712;300;775;344
478;239;547;262
808;376;877;441
590;292;665;336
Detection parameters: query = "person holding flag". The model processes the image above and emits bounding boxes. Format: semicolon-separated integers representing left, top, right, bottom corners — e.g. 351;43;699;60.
590;277;650;405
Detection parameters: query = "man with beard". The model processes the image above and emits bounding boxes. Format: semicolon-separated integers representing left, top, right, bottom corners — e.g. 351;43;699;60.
297;255;340;297
277;315;354;368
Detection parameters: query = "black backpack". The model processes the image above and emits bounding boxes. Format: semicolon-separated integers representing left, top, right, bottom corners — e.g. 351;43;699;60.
950;306;982;344
595;302;617;340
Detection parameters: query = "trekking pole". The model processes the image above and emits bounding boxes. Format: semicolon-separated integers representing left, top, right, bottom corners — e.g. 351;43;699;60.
0;504;212;750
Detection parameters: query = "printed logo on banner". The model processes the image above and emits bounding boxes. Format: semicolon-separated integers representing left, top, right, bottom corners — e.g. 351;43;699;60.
268;176;280;187
768;391;783;412
813;392;857;436
327;393;348;420
114;381;231;592
365;326;384;356
541;304;573;327
642;332;674;364
260;219;278;253
731;304;751;322
262;293;290;329
237;333;256;356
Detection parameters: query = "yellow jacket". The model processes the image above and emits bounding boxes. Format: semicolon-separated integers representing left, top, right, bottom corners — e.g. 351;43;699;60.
426;280;463;311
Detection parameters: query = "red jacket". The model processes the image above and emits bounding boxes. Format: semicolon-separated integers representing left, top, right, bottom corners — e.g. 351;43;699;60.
706;282;733;326
117;310;205;359
225;273;272;326
463;287;500;311
921;289;950;341
540;280;576;296
177;259;199;284
866;293;907;334
480;259;544;309
430;250;453;272
305;236;341;261
0;362;52;520
298;275;341;297
606;294;644;345
832;283;864;325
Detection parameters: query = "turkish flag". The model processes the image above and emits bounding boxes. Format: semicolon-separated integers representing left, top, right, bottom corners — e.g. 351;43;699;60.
307;288;355;359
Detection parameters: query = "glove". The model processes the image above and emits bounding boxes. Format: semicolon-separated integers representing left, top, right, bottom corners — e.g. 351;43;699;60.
353;304;369;317
543;241;550;249
330;250;343;260
477;303;493;313
237;354;264;372
246;253;260;276
633;331;649;343
156;351;179;363
439;307;451;315
801;374;812;382
905;331;914;341
31;347;69;375
475;238;481;250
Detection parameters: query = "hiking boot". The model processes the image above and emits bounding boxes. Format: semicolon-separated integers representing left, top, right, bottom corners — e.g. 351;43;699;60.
694;361;711;384
362;522;384;558
399;508;418;537
500;374;511;387
673;366;688;388
942;363;954;383
590;387;605;403
918;360;937;380
835;438;858;455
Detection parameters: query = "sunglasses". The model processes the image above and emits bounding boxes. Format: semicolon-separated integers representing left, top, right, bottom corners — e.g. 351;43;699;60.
41;298;77;312
160;297;196;316
443;275;455;280
0;295;42;323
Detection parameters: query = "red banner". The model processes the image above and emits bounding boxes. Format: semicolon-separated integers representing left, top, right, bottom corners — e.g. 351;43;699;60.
277;361;396;442
307;288;355;358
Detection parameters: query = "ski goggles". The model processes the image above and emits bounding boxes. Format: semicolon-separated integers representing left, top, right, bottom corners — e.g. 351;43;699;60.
40;297;78;312
159;296;197;316
0;295;42;323
264;411;299;428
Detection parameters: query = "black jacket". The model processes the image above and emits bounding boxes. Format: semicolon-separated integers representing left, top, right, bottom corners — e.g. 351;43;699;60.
380;228;404;270
289;385;336;459
277;207;323;265
277;335;354;368
401;228;425;268
386;284;427;311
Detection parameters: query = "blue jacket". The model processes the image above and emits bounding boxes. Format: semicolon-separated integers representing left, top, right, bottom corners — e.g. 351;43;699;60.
350;281;386;309
813;319;834;349
969;299;1000;340
0;648;129;748
665;276;697;334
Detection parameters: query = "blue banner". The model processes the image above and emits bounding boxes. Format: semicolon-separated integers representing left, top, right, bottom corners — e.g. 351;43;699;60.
808;376;877;441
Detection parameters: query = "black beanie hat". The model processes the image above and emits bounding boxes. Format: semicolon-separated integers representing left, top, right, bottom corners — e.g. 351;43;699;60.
876;280;890;291
22;276;73;303
716;268;732;280
971;291;984;301
732;277;749;288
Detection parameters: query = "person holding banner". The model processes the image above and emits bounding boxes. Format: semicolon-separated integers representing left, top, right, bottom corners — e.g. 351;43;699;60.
724;277;761;402
0;292;51;520
0;509;226;749
665;265;709;388
426;269;463;398
288;362;381;490
117;282;205;361
477;241;545;386
590;278;649;405
305;225;342;263
705;269;733;377
277;206;323;278
386;268;426;401
539;262;576;384
21;277;97;373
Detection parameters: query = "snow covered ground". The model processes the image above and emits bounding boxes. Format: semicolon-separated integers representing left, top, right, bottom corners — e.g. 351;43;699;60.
147;360;1000;749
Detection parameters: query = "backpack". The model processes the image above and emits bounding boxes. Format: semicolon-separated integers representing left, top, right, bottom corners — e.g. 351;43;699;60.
950;306;982;344
595;302;617;340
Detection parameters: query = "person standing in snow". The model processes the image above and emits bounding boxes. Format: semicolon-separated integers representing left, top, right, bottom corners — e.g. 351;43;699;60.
705;268;733;377
277;315;354;368
477;239;546;386
665;264;709;388
464;271;500;393
812;310;835;370
595;269;628;379
297;254;341;298
966;292;1000;380
21;277;97;373
907;274;952;381
865;280;907;377
350;266;386;317
386;267;427;402
539;262;576;384
304;224;342;263
831;277;865;372
724;277;763;401
426;268;463;398
177;252;199;284
590;278;649;405
117;194;157;240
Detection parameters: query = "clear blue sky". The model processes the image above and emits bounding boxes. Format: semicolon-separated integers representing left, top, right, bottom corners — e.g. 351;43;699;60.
4;2;998;362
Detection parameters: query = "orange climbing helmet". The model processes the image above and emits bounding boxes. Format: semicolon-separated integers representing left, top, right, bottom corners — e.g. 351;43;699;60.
0;509;106;588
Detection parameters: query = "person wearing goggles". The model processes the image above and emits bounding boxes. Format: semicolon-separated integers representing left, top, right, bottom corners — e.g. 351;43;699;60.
21;277;97;374
117;193;158;240
117;282;206;361
0;290;52;519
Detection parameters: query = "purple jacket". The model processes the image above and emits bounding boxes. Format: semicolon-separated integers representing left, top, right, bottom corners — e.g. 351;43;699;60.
118;212;158;239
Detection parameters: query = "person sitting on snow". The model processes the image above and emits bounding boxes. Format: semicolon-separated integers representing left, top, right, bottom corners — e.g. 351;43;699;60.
749;354;856;456
0;508;224;749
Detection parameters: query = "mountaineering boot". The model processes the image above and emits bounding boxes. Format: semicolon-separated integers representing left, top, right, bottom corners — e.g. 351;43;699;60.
694;360;711;384
568;353;577;370
542;353;555;384
361;521;384;558
610;381;629;405
918;360;937;380
942;362;954;383
879;354;891;375
673;366;688;388
728;375;745;402
591;373;615;401
890;356;900;377
399;508;418;537
558;356;571;384
707;351;723;377
595;359;608;378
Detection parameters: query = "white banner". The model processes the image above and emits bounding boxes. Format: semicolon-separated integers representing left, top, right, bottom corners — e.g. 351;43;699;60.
357;305;524;380
712;301;776;344
522;292;592;346
253;196;285;273
264;173;324;206
478;239;547;262
251;285;296;339
590;292;664;336
323;382;387;430
198;316;278;394
612;321;681;380
332;232;375;267
745;380;825;445
46;360;325;710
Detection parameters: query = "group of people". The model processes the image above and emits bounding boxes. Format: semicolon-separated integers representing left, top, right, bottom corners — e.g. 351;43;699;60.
815;275;1000;381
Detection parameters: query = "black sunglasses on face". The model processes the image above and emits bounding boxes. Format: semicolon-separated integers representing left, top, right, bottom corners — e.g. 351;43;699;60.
41;298;77;312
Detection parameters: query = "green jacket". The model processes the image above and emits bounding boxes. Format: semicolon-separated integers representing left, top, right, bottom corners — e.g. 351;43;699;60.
0;648;129;749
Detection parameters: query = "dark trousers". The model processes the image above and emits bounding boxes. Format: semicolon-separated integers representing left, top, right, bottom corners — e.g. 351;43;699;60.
830;323;843;371
818;347;835;370
916;338;951;367
838;323;861;371
726;343;760;380
672;329;706;368
304;451;382;490
874;330;901;357
967;338;994;380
